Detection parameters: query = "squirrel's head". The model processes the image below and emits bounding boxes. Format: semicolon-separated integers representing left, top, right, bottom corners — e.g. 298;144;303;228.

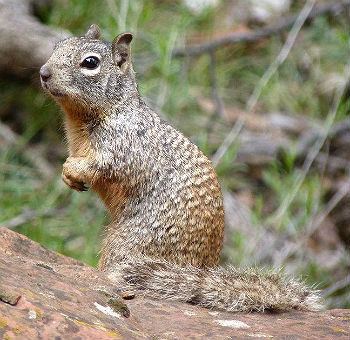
40;24;137;118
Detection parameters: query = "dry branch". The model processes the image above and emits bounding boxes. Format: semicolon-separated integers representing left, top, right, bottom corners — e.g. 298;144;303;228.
0;0;71;77
208;52;225;119
173;0;350;57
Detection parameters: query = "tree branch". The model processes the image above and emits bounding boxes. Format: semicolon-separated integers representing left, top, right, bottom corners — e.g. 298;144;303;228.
0;0;71;77
173;0;350;58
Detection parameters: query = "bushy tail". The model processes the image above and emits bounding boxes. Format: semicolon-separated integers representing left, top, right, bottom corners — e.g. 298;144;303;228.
106;257;322;312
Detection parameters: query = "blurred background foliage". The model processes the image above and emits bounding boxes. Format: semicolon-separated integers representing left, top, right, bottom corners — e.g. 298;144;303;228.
0;0;349;308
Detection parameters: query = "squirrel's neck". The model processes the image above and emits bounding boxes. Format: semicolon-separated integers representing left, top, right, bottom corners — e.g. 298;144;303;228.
62;92;143;156
59;90;140;121
59;98;108;123
63;117;93;157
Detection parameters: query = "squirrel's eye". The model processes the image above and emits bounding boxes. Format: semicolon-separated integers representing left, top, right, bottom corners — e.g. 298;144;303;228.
80;56;100;69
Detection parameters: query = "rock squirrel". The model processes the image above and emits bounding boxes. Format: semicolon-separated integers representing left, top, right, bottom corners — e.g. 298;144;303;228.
40;24;321;312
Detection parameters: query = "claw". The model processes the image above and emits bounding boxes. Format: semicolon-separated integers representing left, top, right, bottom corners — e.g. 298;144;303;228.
62;174;88;192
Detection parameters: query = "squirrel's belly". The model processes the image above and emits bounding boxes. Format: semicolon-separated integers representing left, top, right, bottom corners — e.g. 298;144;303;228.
100;177;224;268
93;159;225;268
92;179;133;218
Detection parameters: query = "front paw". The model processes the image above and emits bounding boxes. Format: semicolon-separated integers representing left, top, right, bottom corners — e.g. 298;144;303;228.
62;157;89;192
62;172;88;192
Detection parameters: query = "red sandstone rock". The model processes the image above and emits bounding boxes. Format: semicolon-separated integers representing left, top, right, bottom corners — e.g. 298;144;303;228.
0;227;349;339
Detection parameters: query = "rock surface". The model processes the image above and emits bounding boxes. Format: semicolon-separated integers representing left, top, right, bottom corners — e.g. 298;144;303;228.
0;227;349;339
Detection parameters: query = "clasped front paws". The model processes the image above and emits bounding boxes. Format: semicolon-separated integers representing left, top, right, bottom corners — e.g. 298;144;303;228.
62;156;91;192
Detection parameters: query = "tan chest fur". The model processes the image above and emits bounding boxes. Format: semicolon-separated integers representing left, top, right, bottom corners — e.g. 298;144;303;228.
64;116;95;157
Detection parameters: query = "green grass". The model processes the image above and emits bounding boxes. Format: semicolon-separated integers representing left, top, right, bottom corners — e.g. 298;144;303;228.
0;0;349;308
0;152;105;266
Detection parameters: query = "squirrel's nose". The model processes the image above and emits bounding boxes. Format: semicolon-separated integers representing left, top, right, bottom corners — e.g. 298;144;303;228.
40;65;52;82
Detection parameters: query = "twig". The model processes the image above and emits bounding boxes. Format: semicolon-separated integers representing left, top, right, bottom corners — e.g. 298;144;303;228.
246;0;316;113
0;208;56;229
297;117;350;157
208;51;225;118
322;274;350;297
173;0;350;57
305;177;350;238
211;119;245;167
211;0;316;167
315;153;350;173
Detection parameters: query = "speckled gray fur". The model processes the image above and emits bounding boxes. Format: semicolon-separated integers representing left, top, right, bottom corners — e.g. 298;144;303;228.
40;24;322;312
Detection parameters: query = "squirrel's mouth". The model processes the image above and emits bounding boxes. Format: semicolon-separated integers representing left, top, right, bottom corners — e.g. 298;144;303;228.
41;82;65;98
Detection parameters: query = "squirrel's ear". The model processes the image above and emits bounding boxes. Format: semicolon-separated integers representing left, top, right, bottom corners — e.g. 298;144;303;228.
85;24;101;39
112;33;133;71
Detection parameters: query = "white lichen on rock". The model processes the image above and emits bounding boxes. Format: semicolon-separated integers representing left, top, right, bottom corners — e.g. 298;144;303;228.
94;302;122;319
214;319;250;329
